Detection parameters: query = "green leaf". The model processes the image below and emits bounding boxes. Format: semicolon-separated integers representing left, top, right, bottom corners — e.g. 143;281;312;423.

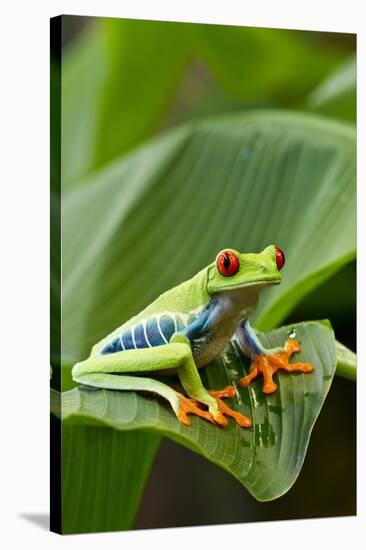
335;339;356;381
55;321;336;511
61;23;109;188
62;423;160;534
62;18;351;187
93;19;191;171
195;27;344;103
61;18;190;187
307;55;356;123
61;111;355;363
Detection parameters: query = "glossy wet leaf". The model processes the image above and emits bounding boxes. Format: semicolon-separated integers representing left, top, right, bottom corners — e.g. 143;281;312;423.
55;321;336;505
61;111;355;364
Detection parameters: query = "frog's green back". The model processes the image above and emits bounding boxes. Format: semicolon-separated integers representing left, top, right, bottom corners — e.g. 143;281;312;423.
91;267;210;355
143;267;210;314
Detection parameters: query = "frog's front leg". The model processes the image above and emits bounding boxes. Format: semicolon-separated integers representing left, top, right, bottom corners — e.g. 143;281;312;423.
72;344;217;425
171;334;251;428
236;319;314;394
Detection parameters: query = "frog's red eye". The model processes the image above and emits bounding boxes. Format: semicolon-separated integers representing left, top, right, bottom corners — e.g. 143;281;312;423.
216;251;240;277
275;246;285;270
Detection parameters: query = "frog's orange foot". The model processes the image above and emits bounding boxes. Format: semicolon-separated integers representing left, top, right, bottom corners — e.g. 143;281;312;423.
176;394;217;426
176;386;252;428
239;339;314;395
210;391;252;428
208;385;252;428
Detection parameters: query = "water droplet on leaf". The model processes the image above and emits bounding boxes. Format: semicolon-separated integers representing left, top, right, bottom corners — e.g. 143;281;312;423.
288;327;297;339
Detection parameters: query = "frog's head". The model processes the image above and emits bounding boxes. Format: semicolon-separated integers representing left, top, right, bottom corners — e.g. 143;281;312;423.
207;244;285;295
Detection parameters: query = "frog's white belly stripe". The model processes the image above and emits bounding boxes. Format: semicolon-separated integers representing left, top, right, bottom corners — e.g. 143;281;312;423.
131;326;138;348
143;322;152;348
157;318;168;344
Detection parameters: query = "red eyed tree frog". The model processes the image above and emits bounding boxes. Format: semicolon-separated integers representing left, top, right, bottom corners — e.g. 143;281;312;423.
72;245;314;428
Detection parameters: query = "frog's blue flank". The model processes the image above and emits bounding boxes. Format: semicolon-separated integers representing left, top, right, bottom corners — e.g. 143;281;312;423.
100;313;197;354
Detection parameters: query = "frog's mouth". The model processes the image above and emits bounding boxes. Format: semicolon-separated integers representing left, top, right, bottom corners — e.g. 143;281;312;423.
219;277;281;292
209;277;281;295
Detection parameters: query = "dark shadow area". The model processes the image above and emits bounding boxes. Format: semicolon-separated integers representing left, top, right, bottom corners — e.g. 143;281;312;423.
19;513;50;531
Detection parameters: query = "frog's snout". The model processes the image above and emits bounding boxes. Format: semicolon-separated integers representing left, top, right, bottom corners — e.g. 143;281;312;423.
259;262;270;272
257;260;281;282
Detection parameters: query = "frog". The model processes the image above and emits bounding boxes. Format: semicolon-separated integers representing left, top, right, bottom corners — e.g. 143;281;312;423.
72;245;314;428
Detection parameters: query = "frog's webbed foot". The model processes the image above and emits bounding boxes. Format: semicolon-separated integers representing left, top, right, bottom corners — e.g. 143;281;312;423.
209;386;252;428
176;385;252;428
239;339;314;394
177;394;220;426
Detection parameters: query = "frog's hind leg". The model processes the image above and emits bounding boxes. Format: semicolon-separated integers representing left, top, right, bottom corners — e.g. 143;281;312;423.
72;345;223;426
75;372;217;426
76;371;181;417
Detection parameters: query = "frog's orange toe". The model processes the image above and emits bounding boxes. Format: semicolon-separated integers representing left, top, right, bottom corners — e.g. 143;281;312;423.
176;409;191;426
209;386;252;428
212;410;228;427
177;394;216;426
239;339;314;395
176;386;252;428
216;398;252;428
284;339;301;354
208;385;237;399
239;367;258;388
263;380;278;394
298;363;314;373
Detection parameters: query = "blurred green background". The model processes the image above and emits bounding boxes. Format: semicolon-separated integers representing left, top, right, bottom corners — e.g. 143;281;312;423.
54;16;356;530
